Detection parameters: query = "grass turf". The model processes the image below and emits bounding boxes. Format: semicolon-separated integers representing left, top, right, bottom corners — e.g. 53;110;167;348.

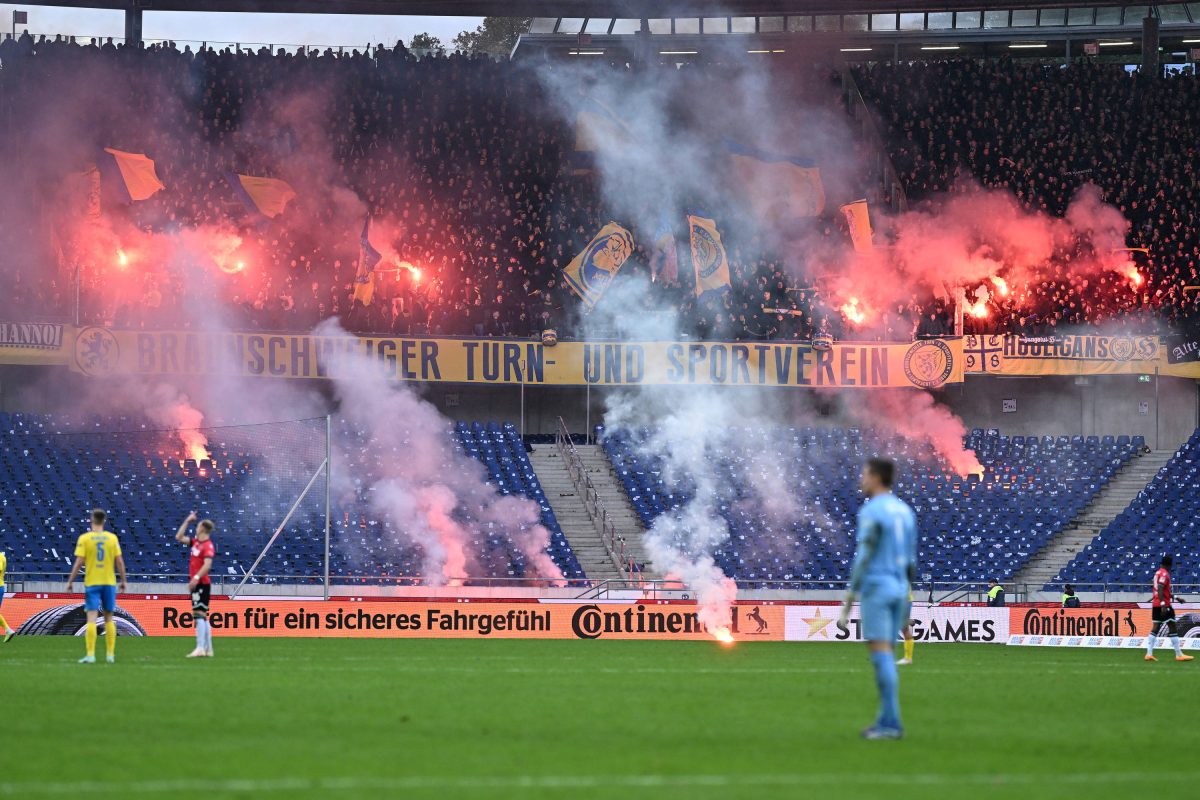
0;637;1194;799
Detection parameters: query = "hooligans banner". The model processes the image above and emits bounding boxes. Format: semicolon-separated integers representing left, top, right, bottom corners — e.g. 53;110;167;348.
0;596;784;641
64;329;965;389
964;334;1166;376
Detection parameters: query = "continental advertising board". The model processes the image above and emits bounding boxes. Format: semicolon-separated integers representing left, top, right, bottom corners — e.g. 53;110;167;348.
1;596;786;641
7;597;1183;645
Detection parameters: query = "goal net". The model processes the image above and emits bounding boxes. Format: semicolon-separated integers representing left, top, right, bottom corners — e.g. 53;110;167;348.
0;413;329;592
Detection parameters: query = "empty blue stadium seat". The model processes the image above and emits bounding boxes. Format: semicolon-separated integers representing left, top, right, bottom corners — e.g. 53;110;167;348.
0;415;584;585
603;426;1135;588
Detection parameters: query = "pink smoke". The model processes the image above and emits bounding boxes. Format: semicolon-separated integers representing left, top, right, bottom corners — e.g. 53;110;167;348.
140;384;211;462
847;390;983;477
825;182;1133;327
317;319;566;587
418;485;469;587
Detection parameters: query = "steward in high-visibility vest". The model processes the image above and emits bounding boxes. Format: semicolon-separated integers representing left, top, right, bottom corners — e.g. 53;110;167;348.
987;579;1005;607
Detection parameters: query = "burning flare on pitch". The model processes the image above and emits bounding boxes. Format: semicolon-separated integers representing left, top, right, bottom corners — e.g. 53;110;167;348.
711;626;735;646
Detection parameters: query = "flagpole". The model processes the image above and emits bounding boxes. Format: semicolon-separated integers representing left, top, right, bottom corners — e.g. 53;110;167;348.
519;359;526;440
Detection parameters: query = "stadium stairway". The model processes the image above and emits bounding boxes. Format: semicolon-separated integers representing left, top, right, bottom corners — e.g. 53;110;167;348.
1009;449;1176;595
573;445;657;578
528;445;627;581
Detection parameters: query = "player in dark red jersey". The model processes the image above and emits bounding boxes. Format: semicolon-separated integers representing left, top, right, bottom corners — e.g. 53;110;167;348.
1145;556;1194;662
176;512;216;658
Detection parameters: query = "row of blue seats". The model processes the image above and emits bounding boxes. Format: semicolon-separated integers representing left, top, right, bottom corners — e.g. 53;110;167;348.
604;425;1135;587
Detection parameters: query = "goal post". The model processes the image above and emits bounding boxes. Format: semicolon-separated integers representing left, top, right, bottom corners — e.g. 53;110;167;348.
1;414;334;593
229;415;332;600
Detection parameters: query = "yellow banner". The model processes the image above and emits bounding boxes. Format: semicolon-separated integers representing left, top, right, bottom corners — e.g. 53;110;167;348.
14;326;1200;383
64;328;964;389
964;334;1168;376
0;322;69;365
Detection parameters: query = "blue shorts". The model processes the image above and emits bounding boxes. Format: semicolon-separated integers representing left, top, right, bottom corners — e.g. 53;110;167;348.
83;585;117;613
860;582;909;643
0;586;5;607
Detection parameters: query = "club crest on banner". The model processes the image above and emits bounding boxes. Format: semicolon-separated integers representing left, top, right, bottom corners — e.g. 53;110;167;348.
904;339;954;388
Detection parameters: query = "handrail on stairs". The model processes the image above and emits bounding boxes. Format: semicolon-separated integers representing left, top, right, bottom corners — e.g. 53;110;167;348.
555;417;630;580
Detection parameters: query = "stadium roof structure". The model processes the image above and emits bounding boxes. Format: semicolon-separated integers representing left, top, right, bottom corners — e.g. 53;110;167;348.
514;2;1200;61
10;0;1200;17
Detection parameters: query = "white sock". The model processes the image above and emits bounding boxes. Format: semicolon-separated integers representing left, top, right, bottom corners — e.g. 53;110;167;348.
203;622;213;651
195;619;208;650
1172;636;1183;657
1146;634;1157;655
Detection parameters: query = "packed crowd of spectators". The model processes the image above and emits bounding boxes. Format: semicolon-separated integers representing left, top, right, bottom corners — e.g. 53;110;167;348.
0;32;1196;341
855;58;1200;335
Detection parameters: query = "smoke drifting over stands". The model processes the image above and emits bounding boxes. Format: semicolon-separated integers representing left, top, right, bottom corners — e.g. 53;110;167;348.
0;35;1195;343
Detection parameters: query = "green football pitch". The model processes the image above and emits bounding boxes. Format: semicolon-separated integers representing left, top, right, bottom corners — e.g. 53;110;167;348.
0;637;1194;799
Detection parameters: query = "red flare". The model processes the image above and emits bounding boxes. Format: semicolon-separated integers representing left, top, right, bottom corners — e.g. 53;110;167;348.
711;626;736;646
840;297;867;325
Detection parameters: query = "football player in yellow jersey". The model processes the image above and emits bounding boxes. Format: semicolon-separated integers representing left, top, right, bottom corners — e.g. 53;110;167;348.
897;589;915;666
66;510;127;664
0;549;16;642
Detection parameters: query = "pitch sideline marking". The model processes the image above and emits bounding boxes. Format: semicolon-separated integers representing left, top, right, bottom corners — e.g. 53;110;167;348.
2;771;1198;795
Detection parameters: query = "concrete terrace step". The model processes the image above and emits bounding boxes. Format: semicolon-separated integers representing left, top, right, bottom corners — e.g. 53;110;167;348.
569;444;659;577
528;446;625;581
1010;449;1174;595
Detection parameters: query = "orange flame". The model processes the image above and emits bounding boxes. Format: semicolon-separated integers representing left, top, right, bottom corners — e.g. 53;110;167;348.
220;260;246;275
116;249;129;270
1125;265;1143;287
840;297;867;325
989;276;1009;296
180;430;210;463
395;260;422;282
711;626;736;646
966;301;990;319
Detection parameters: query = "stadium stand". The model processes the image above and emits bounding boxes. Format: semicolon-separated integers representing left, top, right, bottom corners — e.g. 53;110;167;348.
2;36;1194;340
856;59;1200;335
1055;427;1200;588
602;425;1142;587
0;413;584;584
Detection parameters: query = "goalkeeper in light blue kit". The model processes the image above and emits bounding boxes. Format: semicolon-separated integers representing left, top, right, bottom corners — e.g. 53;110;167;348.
838;457;917;740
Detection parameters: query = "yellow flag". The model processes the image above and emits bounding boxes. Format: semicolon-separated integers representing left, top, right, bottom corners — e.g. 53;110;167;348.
103;147;164;201
726;142;825;219
688;214;731;299
840;200;874;253
234;174;297;218
562;222;635;311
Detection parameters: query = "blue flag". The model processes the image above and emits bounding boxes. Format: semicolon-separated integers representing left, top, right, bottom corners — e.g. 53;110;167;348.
353;217;382;306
